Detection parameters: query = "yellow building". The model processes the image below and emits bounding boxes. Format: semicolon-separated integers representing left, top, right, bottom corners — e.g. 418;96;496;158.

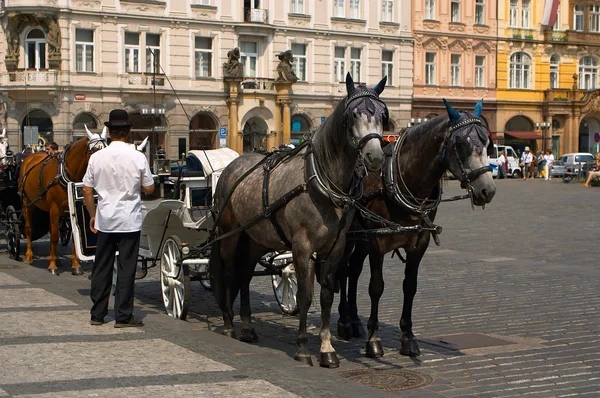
496;0;600;157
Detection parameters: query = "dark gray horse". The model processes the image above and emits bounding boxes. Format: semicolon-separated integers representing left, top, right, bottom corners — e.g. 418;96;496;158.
336;99;497;358
210;73;388;368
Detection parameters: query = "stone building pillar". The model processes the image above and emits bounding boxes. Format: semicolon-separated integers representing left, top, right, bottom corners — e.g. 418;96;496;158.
275;82;293;146
225;78;242;153
269;100;282;149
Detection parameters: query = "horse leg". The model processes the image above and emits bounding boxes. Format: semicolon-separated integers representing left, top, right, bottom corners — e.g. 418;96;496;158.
318;250;343;369
336;242;354;341
210;235;239;339
399;245;427;357
347;244;368;338
70;230;82;275
47;205;61;275
239;238;263;344
23;207;34;265
365;251;385;358
292;243;315;367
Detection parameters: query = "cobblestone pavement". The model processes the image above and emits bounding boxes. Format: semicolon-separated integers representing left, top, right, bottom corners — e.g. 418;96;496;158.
0;178;598;397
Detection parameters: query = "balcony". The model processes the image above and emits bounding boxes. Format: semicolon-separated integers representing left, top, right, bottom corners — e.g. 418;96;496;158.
240;77;275;93
543;29;568;42
6;69;57;86
544;89;587;103
124;73;165;87
244;8;268;24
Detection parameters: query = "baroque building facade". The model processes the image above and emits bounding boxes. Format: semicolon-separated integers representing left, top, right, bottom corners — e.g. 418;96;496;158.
0;0;413;158
411;0;498;130
496;0;600;155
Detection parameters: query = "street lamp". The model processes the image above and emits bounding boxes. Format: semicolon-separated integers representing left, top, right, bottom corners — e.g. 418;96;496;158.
536;121;550;151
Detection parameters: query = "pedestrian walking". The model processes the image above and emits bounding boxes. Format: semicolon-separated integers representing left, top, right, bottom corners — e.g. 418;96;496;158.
543;149;554;181
536;150;545;178
520;146;534;180
83;109;155;328
497;149;507;179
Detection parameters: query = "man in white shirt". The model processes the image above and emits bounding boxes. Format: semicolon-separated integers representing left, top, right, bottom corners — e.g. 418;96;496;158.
497;149;507;179
543;149;555;181
83;109;155;328
520;146;533;180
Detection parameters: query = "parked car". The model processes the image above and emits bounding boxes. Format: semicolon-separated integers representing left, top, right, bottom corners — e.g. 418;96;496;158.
550;160;566;177
560;153;595;173
488;144;522;178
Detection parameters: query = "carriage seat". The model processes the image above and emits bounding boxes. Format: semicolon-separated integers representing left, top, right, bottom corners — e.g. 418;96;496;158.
171;154;205;177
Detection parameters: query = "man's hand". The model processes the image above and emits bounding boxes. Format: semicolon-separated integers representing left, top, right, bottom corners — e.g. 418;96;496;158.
89;216;97;234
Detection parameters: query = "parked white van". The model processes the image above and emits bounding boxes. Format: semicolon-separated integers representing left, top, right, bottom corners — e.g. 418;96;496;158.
488;145;522;178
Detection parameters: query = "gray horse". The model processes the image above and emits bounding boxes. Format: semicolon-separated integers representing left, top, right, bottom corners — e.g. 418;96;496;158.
210;73;388;368
337;99;497;358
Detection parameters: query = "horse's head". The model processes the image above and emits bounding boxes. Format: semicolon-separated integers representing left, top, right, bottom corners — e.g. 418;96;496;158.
442;99;496;206
344;73;387;172
84;125;108;154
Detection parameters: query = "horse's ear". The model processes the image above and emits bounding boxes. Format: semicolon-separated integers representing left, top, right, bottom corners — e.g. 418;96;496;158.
443;98;461;124
346;72;355;95
137;136;149;151
84;124;94;139
474;99;483;118
373;76;387;95
101;126;108;139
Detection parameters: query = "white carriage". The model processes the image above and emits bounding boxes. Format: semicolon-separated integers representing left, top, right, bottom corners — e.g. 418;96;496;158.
68;148;298;319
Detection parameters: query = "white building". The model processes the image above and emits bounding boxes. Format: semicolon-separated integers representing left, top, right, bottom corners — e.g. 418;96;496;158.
0;0;413;157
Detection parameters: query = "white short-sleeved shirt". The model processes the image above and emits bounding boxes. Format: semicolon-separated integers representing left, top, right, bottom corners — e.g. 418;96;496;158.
82;141;154;233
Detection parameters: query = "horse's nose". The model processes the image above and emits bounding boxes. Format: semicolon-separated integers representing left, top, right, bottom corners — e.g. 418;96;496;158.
366;153;373;163
482;186;496;203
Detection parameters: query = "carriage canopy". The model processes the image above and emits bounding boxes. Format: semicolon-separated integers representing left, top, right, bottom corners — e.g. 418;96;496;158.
186;148;239;176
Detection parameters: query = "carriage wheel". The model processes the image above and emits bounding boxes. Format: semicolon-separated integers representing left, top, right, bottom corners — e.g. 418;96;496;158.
160;236;190;320
271;263;299;315
6;206;20;261
59;216;72;246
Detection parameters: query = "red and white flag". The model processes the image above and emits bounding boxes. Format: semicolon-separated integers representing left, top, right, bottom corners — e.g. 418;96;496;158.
542;0;560;27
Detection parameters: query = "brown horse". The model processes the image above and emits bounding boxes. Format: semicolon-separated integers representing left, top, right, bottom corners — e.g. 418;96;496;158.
18;127;107;275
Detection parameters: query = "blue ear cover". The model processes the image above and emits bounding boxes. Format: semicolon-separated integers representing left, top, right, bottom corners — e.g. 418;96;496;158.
474;99;483;118
346;72;355;95
443;98;461;124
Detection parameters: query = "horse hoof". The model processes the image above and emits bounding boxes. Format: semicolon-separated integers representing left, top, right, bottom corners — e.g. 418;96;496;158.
48;268;60;276
294;354;314;367
400;338;421;357
366;340;384;358
352;321;366;338
319;352;340;368
240;328;258;343
222;329;236;339
336;320;353;341
71;267;84;276
24;258;33;265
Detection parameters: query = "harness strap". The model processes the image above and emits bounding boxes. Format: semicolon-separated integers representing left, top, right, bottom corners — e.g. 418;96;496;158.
262;153;293;248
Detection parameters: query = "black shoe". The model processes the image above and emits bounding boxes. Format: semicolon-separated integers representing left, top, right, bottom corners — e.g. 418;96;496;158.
114;316;144;328
90;318;104;326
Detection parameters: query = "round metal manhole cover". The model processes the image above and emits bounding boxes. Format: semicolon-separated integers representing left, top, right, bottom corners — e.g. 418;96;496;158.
340;368;433;391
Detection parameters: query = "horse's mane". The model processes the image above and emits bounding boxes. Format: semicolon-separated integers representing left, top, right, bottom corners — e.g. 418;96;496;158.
312;98;347;174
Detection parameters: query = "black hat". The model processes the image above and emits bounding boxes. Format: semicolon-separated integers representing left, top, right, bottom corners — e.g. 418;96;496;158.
104;109;133;128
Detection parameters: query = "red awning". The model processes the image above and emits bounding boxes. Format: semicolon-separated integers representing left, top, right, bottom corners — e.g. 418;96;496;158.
504;131;542;140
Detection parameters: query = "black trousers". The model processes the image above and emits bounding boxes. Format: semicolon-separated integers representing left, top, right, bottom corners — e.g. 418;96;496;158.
90;231;140;323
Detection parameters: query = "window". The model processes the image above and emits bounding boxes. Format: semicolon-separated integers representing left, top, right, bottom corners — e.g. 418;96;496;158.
554;9;560;30
451;0;460;23
475;0;484;25
349;0;360;18
291;0;304;13
240;41;258;77
292;43;307;81
194;37;212;78
591;5;600;32
521;0;530;28
574;5;584;31
425;52;436;85
475;55;485;87
382;50;393;85
334;0;344;17
509;0;518;27
146;33;161;74
509;52;531;89
451;54;461;86
425;0;435;20
193;0;211;4
124;32;140;73
75;29;94;72
550;55;559;89
579;56;598;90
382;0;393;22
334;46;345;82
350;47;361;83
26;29;46;70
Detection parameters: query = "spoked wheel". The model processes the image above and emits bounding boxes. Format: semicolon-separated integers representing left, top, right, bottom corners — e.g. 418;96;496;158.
160;236;190;320
6;206;20;261
59;216;72;246
271;263;299;315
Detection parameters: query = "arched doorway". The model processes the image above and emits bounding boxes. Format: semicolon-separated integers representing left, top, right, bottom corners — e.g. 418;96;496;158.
242;117;268;152
189;112;218;150
579;117;600;153
72;112;98;141
291;114;312;146
21;109;53;147
129;112;167;155
504;115;539;155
